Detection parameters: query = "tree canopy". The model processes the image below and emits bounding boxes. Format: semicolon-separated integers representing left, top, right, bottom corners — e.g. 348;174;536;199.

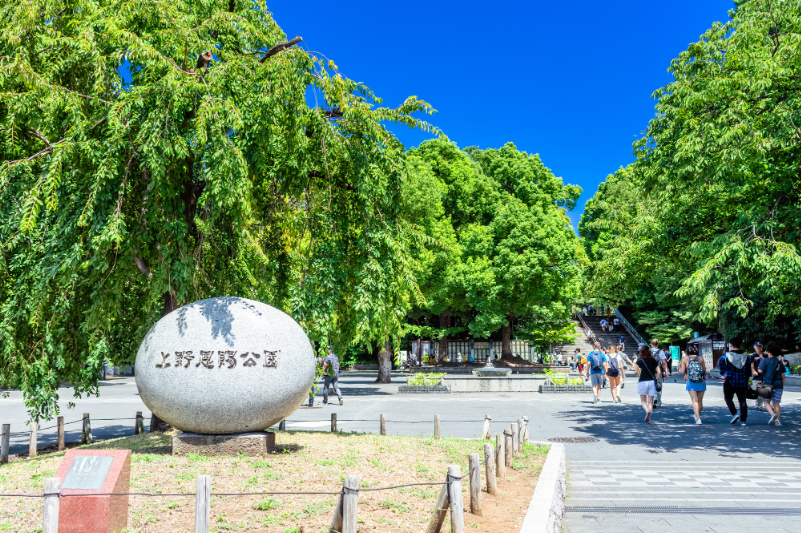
0;0;439;419
407;140;586;357
581;0;801;348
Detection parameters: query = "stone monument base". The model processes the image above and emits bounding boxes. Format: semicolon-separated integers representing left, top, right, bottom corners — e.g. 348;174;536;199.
173;432;275;456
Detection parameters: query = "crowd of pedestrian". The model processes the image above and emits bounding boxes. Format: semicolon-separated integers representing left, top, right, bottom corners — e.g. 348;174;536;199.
585;334;791;428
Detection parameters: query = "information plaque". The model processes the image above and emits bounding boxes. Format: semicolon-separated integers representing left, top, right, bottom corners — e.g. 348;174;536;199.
61;456;115;490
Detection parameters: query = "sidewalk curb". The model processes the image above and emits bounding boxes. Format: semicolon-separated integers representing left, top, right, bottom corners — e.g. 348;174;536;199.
519;441;566;533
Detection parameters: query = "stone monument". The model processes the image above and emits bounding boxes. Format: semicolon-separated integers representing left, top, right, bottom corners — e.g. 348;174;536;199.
55;449;131;533
135;297;315;455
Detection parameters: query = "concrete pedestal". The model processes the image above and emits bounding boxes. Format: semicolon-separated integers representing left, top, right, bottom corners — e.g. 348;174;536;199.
173;432;275;456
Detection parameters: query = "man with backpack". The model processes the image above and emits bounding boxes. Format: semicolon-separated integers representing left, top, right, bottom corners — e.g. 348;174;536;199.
583;341;608;403
718;338;754;426
321;346;344;406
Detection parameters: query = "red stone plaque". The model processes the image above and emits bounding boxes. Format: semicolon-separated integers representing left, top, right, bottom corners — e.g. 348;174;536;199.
54;449;131;533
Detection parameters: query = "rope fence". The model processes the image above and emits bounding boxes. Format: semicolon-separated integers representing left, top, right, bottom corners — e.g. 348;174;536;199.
0;412;531;533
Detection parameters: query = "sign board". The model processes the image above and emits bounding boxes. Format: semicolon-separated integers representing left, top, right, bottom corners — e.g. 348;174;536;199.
669;346;680;362
61;456;115;490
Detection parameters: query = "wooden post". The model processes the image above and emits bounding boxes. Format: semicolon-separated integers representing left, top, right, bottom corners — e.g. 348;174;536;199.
484;443;497;495
82;413;92;445
434;414;441;439
380;414;386;435
468;453;482;516
331;413;337;433
517;418;525;449
342;474;359;533
134;412;142;435
195;475;211;533
329;490;344;533
495;434;505;479
29;422;37;458
42;478;61;533
424;473;451;533
57;417;65;451
510;423;519;456
480;414;491;440
447;465;465;533
279;420;286;431
1;424;9;464
504;430;513;468
522;416;529;443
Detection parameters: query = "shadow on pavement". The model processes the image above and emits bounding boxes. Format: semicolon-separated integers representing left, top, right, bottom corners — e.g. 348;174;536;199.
554;397;801;458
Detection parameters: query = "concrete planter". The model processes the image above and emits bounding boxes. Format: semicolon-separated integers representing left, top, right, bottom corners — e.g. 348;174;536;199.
443;376;546;392
405;375;445;385
398;385;451;394
541;384;593;393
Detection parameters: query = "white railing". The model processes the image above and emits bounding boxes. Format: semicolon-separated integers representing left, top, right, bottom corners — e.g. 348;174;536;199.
614;309;647;347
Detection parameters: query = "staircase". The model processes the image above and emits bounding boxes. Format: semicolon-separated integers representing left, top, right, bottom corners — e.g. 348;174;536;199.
557;312;641;356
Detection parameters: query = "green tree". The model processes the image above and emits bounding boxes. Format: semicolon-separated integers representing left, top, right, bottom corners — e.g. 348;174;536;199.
463;143;585;358
0;0;438;420
634;0;801;323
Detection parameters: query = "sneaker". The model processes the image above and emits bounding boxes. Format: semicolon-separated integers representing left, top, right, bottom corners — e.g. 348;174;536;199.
740;422;747;426
696;418;702;425
730;414;740;424
593;396;597;404
339;399;344;406
769;414;777;425
616;395;622;402
692;414;698;423
775;420;782;427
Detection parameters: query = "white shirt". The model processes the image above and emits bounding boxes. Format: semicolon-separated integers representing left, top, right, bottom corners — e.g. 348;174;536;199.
600;319;608;326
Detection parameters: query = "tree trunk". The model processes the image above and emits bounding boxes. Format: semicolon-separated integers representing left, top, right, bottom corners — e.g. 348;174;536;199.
149;291;179;433
501;315;513;359
375;341;393;383
417;337;422;364
438;309;450;363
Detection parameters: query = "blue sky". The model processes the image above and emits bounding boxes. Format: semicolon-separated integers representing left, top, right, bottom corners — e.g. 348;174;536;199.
271;0;735;229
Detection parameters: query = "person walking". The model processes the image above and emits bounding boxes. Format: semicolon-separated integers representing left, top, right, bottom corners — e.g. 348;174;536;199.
600;317;609;332
588;304;594;315
613;317;620;331
322;346;344;405
606;345;625;402
719;338;754;426
583;342;607;403
582;306;588;317
619;334;626;352
574;348;583;373
679;350;707;424
751;342;765;411
650;339;669;407
757;347;785;426
635;344;661;423
308;355;324;406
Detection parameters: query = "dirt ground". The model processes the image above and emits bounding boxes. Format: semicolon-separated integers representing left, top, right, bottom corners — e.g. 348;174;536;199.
0;430;547;533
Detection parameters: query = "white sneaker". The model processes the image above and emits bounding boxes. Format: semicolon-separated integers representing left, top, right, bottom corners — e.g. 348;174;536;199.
769;414;777;425
740;422;747;426
695;418;702;425
775;420;782;427
692;414;697;422
593;396;597;404
339;399;344;406
730;414;740;424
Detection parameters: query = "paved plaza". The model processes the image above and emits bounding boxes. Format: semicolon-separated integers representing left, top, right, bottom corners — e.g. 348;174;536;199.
3;371;801;532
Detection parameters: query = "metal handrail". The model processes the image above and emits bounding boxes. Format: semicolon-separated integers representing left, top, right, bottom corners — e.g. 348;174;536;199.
574;313;597;344
614;309;647;347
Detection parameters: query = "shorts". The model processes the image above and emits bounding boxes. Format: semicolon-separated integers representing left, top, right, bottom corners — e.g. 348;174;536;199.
607;369;620;378
768;389;783;404
686;380;707;392
590;374;605;387
637;380;657;396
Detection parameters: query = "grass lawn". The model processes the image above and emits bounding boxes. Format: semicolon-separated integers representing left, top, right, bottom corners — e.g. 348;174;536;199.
0;430;548;532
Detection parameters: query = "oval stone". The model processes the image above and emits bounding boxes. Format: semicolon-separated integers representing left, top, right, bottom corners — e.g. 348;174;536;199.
135;297;315;434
